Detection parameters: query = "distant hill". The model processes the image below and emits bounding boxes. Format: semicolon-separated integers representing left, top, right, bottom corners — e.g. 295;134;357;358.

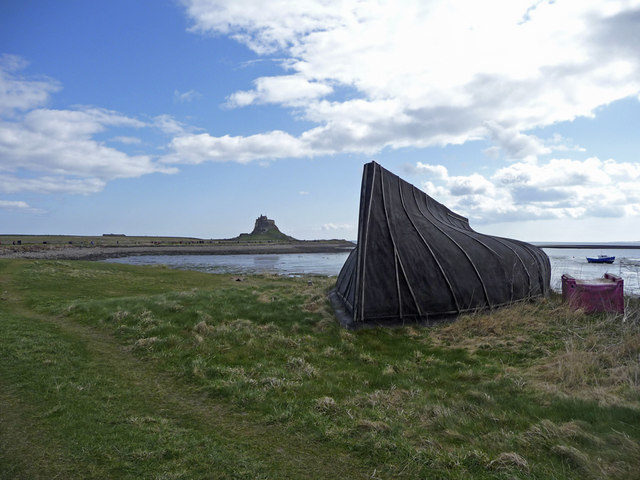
234;215;296;242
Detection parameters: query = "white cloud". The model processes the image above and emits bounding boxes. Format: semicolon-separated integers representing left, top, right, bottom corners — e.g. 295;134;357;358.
544;133;586;153
23;107;145;137
0;199;43;213
184;0;346;54
413;156;640;224
322;222;353;231
0;56;178;196
177;0;640;162
0;108;172;182
226;75;332;107
298;190;309;195
0;199;29;209
415;162;449;180
162;130;314;164
0;175;106;195
174;89;201;103
152;114;190;135
0;54;60;115
484;121;549;160
111;136;142;144
484;130;585;159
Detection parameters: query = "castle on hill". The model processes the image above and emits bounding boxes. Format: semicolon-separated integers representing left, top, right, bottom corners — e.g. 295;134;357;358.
236;215;295;241
251;215;279;235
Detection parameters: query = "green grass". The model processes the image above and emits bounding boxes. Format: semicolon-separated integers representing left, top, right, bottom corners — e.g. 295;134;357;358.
0;234;207;247
235;229;295;242
1;259;639;479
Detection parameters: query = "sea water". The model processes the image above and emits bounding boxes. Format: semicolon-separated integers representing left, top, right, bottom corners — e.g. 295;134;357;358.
542;248;640;296
104;252;351;277
105;248;640;296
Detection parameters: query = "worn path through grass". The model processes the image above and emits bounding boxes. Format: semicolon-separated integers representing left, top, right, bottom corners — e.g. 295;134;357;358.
0;260;367;479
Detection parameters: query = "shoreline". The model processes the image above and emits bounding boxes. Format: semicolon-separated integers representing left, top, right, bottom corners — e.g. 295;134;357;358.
0;241;355;261
536;243;640;249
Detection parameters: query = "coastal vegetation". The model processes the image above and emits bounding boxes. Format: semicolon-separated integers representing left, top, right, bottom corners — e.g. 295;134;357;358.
0;233;299;248
1;259;639;479
0;234;208;247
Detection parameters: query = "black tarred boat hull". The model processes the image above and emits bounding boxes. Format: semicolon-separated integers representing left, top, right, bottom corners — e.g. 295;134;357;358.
332;161;551;327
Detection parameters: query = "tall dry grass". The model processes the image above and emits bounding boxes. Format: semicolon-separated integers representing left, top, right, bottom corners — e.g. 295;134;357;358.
433;296;640;405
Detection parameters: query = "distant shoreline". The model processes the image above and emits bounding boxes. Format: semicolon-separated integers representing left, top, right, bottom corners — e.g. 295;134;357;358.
0;241;356;261
3;240;639;262
536;244;640;249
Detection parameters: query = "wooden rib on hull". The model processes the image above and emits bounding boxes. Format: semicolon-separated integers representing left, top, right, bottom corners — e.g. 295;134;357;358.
332;161;551;327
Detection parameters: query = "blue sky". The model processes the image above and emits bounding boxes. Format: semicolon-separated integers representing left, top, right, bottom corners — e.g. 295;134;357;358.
1;0;639;241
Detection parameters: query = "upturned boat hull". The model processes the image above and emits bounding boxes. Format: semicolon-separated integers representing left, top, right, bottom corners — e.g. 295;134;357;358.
332;161;551;327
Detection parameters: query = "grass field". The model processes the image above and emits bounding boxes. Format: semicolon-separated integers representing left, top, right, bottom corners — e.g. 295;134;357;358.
1;259;639;479
0;233;295;248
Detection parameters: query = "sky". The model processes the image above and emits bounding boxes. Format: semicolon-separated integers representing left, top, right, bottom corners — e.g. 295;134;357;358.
1;0;639;241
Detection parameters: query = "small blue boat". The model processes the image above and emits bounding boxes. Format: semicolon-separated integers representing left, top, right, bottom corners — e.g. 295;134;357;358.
586;255;615;264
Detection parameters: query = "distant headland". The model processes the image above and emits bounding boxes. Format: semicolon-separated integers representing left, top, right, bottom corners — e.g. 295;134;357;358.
0;215;355;261
233;215;296;242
